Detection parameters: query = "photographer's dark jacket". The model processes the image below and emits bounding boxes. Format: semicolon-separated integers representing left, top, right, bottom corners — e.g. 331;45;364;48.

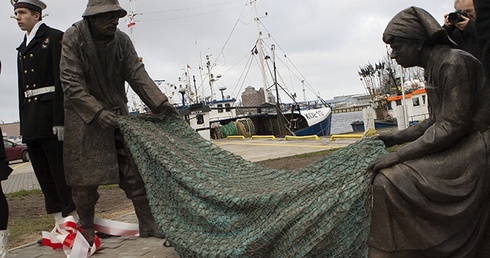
475;0;490;81
16;23;64;143
60;19;168;186
0;127;13;181
443;20;481;61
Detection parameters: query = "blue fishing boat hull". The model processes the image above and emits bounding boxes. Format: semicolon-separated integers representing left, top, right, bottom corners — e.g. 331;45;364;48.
295;112;333;136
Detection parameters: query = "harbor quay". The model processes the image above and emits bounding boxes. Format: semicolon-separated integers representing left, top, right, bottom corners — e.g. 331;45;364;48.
3;136;360;257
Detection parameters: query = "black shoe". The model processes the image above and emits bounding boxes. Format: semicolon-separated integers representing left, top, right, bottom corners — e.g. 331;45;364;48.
37;239;43;245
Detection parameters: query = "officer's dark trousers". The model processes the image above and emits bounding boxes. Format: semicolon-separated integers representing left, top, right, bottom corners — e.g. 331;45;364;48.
27;138;76;217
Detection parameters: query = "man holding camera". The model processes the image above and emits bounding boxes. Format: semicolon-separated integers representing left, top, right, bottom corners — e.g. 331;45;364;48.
443;0;481;60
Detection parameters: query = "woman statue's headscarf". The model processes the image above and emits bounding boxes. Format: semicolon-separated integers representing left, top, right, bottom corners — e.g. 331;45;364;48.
383;6;453;46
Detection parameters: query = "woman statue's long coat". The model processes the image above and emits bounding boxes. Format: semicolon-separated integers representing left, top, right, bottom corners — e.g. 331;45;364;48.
369;45;490;257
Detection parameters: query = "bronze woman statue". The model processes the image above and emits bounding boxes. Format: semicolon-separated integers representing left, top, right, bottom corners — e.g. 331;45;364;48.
367;6;490;258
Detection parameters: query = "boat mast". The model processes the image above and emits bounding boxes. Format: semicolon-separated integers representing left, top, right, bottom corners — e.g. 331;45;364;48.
206;54;215;101
271;44;286;136
127;0;139;44
399;66;409;129
251;0;272;103
126;0;144;113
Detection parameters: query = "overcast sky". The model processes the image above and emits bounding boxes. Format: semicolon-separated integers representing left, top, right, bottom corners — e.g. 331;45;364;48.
0;0;452;123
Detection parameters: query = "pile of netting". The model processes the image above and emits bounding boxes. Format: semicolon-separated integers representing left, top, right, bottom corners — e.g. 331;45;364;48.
118;115;387;258
214;118;256;139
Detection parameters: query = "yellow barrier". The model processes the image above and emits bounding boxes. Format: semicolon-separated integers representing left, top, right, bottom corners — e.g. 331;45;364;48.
251;135;276;140
284;135;320;141
329;134;363;141
226;136;245;140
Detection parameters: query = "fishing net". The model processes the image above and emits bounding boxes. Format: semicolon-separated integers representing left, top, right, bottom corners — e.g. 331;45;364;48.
118;115;387;258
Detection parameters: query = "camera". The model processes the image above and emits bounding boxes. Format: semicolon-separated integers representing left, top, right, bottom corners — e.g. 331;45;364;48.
448;10;469;24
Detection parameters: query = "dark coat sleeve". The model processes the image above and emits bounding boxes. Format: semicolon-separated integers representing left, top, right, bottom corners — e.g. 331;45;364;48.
0;128;13;179
475;0;490;80
51;29;64;126
0;128;5;161
118;32;168;112
17;39;24;135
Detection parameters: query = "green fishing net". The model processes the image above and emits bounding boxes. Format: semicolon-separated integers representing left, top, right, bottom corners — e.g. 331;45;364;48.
118;115;387;258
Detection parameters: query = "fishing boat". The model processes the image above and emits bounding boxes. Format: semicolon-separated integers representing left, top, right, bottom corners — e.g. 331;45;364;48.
350;119;397;132
144;0;332;140
351;71;428;132
354;57;429;132
202;0;332;139
385;87;429;128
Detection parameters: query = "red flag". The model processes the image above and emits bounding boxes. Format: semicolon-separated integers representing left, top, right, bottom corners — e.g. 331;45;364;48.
127;20;136;28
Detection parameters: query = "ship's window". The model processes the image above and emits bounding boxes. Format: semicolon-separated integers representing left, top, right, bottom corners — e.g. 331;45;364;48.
196;114;204;124
413;97;420;106
217;104;223;113
396;100;402;106
387;102;393;110
422;95;426;105
225;103;231;112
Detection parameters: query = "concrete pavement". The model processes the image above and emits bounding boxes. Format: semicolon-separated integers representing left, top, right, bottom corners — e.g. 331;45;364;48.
1;161;40;194
4;136;360;257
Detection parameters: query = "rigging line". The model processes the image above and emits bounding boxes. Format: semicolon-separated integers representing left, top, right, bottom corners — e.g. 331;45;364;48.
166;0;248;93
257;39;297;95
279;54;319;98
233;54;255;98
258;20;321;98
285;56;295;96
189;1;249;98
217;51;253;97
209;1;249;73
141;0;244;15
262;57;298;104
218;53;251;99
138;4;244;22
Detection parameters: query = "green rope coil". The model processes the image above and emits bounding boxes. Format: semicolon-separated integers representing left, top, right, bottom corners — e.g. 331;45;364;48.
219;122;238;138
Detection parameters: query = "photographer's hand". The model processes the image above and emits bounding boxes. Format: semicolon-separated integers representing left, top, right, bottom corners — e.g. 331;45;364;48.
443;14;453;27
455;15;470;31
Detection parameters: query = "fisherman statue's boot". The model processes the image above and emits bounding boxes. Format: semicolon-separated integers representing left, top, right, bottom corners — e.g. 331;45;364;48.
132;196;165;238
77;205;96;246
72;189;98;246
72;187;100;246
0;229;8;258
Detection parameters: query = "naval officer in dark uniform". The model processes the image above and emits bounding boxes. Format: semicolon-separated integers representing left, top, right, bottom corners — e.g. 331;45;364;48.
13;0;76;226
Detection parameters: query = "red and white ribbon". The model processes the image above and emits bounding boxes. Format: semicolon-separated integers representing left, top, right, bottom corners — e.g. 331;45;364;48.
93;217;139;237
41;216;139;258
